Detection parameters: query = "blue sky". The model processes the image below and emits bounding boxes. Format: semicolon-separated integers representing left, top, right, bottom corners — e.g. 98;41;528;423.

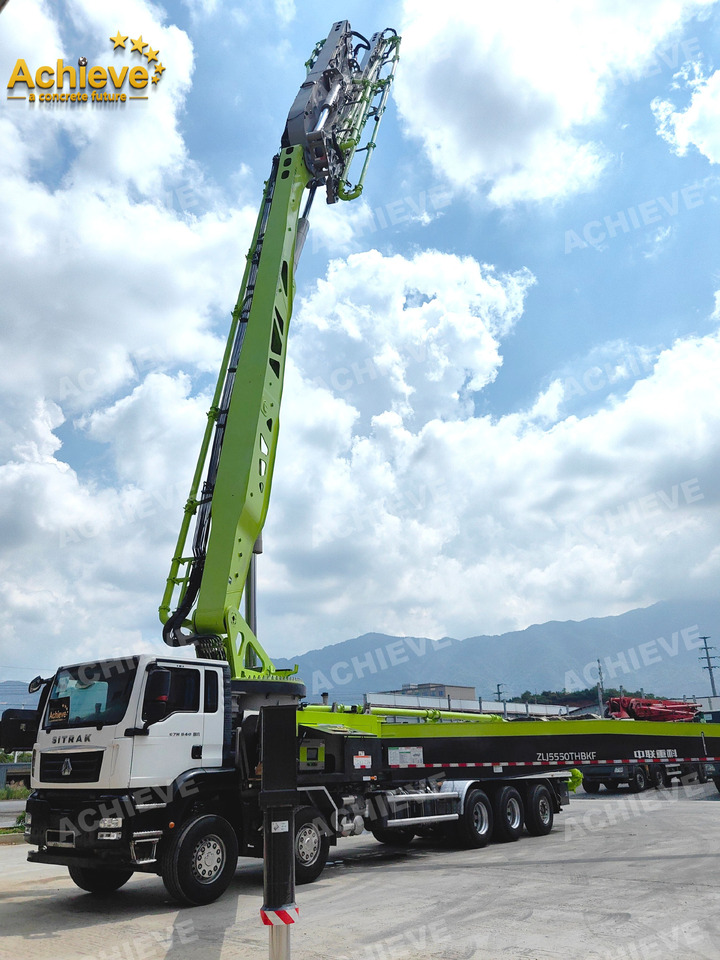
1;0;719;680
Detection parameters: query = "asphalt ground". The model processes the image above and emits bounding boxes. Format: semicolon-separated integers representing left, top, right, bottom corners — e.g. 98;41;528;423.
1;781;719;960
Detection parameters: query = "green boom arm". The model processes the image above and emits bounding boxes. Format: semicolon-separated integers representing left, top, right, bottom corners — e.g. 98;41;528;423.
159;22;400;682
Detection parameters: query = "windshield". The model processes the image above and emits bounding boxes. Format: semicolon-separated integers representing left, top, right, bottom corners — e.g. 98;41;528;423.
45;658;138;729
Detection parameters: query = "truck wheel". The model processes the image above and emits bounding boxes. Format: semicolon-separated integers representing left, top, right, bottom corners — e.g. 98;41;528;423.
524;784;554;836
582;780;601;794
161;814;238;906
714;777;720;794
628;768;647;793
370;824;415;846
68;865;133;894
697;764;709;784
456;788;493;848
295;807;330;884
491;786;524;842
648;765;665;788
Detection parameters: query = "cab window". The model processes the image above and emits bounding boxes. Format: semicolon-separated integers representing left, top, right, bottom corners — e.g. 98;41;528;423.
142;667;200;721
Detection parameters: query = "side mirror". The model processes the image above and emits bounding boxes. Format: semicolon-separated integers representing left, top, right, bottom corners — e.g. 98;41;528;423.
28;676;48;694
143;668;171;725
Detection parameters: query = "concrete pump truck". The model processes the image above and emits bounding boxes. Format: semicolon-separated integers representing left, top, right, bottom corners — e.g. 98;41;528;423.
4;20;720;909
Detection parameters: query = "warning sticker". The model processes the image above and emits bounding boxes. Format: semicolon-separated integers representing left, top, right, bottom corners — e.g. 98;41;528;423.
353;752;372;769
388;746;424;768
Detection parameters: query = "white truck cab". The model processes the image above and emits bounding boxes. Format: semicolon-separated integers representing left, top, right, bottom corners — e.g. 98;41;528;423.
32;655;227;793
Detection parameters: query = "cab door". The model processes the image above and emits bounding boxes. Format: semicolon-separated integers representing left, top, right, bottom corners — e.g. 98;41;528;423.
129;664;204;789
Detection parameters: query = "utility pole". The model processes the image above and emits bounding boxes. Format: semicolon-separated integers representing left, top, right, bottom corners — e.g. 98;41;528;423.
596;659;604;716
495;683;506;702
699;636;718;698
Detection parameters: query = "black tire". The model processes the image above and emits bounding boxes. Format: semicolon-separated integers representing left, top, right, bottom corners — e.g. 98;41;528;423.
697;764;709;784
605;781;621;792
456;788;493;848
370;824;415;847
161;814;238;906
68;865;133;894
491;786;524;842
294;807;330;884
524;784;554;836
648;765;666;789
714;777;720;794
628;767;647;793
582;780;601;794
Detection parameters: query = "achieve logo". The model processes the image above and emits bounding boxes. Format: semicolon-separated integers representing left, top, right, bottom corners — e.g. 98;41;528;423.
7;31;166;104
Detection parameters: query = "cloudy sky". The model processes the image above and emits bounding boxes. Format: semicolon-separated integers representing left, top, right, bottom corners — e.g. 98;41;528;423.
1;0;719;681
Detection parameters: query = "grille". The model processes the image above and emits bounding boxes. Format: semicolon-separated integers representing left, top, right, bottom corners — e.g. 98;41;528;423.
40;750;104;783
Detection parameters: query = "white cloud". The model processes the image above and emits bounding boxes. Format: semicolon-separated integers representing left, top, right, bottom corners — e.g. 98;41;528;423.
2;0;720;681
653;67;720;163
394;0;716;205
0;0;257;673
257;250;720;649
272;0;296;27
0;0;260;432
181;0;220;19
291;249;534;430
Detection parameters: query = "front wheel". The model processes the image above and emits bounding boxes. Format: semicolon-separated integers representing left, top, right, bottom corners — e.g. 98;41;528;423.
68;865;133;894
294;807;330;884
582;780;601;794
524;784;554;836
161;814;238;906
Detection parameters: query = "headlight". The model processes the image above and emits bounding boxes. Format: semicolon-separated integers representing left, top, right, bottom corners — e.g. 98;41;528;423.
99;817;123;829
24;812;32;831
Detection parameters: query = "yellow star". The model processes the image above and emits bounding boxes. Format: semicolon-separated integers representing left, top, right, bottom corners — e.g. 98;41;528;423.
151;73;160;84
110;31;128;50
145;46;159;65
154;62;166;76
130;35;148;54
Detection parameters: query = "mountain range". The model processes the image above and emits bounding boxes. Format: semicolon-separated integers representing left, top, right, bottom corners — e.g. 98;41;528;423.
273;599;720;703
0;680;40;714
2;600;718;710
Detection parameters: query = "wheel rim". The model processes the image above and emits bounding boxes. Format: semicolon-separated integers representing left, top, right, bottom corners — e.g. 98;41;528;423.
191;835;226;884
296;824;320;865
505;798;522;830
537;796;551;825
472;800;489;836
